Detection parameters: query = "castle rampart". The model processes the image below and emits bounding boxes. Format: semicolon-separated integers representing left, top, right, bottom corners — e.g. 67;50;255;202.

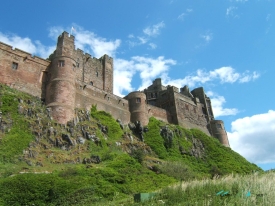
0;41;50;98
0;31;230;147
147;104;173;123
75;82;130;124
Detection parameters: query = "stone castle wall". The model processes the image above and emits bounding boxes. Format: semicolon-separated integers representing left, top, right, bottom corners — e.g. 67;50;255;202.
147;104;173;123
0;31;230;147
0;42;50;98
73;50;113;93
75;82;130;124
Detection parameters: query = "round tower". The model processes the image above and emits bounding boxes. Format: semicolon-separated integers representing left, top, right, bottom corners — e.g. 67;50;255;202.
126;91;149;126
209;120;230;147
45;32;76;124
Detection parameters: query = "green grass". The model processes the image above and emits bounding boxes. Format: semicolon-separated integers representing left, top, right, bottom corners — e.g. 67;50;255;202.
134;171;275;206
0;87;34;163
0;84;264;205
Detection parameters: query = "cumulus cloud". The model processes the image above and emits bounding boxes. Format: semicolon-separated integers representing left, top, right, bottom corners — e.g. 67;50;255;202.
114;56;176;96
207;91;239;117
71;26;121;58
0;32;55;58
228;110;275;164
143;21;165;37
163;67;259;88
113;58;136;96
48;25;121;58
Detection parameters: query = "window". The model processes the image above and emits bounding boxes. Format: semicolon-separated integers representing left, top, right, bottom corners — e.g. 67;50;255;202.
96;71;99;77
90;81;93;86
136;98;141;103
216;124;222;129
12;62;18;70
58;60;65;67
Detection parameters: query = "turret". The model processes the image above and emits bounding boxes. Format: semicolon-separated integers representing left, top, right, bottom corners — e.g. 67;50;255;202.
45;32;77;124
209;120;230;147
101;54;113;93
125;92;149;126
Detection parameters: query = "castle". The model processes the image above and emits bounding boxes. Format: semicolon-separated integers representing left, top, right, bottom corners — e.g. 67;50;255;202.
0;31;230;147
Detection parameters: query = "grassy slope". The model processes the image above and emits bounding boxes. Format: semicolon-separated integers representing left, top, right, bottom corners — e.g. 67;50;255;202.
0;84;262;205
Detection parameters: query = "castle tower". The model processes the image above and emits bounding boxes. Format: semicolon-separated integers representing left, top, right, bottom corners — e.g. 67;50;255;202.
209;120;230;147
101;54;113;93
45;32;77;124
126;92;149;126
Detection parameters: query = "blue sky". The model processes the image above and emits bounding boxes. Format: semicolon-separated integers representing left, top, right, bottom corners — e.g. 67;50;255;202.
0;0;274;170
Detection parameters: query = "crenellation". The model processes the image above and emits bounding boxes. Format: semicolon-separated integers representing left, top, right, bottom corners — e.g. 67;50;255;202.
0;31;230;147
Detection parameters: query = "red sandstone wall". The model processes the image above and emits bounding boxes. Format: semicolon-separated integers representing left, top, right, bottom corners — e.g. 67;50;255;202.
209;120;230;147
73;51;113;93
75;82;130;124
0;42;50;98
173;92;210;135
147;105;172;123
126;92;149;125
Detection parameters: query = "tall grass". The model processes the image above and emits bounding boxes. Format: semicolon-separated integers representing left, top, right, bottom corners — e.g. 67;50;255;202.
138;172;275;206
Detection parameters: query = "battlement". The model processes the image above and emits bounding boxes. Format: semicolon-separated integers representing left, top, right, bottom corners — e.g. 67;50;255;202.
0;31;229;147
58;31;75;41
0;41;50;66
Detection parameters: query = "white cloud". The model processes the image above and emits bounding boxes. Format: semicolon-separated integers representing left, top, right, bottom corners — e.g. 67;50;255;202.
201;32;213;43
178;13;186;20
113;56;176;96
228;110;275;164
49;25;121;58
149;43;157;49
178;9;193;21
0;32;54;58
49;26;64;40
114;58;136;96
163;67;259;88
207;91;239;117
226;7;238;18
71;26;121;58
128;34;135;38
137;36;148;44
127;22;165;49
143;21;165;37
133;56;176;90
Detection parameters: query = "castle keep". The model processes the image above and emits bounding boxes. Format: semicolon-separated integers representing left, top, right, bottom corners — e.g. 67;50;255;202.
0;31;230;147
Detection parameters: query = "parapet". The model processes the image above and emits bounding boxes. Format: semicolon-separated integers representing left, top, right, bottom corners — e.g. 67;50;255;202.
58;31;75;41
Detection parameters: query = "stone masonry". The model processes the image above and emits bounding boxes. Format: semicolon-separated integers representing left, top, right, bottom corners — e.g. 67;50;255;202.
0;31;230;147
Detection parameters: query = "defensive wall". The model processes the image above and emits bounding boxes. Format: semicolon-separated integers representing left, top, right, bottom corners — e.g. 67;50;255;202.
75;81;130;124
0;41;50;98
0;31;230;147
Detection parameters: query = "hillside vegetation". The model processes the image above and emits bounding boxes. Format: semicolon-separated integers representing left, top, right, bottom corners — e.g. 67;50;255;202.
0;84;261;205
